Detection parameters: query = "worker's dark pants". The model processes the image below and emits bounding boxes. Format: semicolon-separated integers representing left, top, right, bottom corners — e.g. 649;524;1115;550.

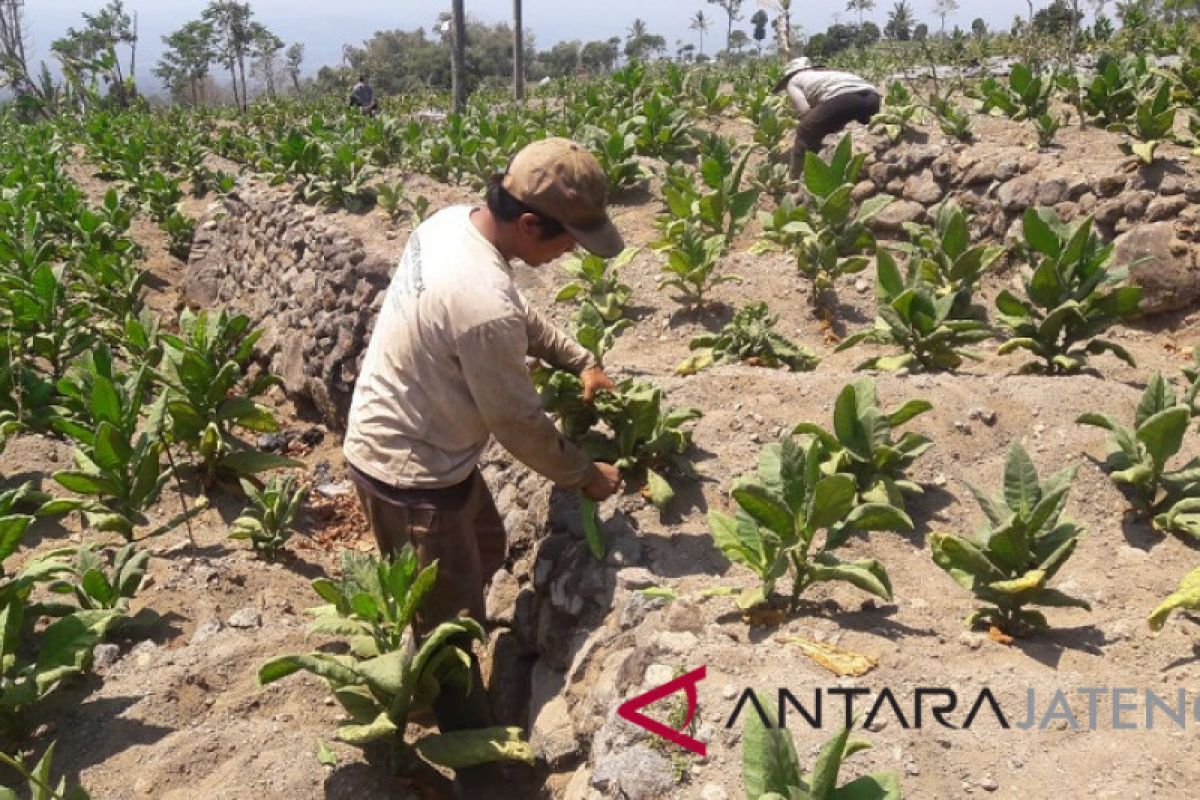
792;89;882;177
350;464;508;794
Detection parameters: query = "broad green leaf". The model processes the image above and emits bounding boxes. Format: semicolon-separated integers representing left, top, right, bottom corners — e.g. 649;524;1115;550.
742;689;802;798
580;497;605;559
1135;407;1190;471
808;474;857;532
414;726;535;768
1148;566;1200;632
1002;444;1040;516
644;468;675;509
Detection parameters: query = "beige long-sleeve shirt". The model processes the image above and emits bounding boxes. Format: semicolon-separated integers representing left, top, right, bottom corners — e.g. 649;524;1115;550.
344;205;597;490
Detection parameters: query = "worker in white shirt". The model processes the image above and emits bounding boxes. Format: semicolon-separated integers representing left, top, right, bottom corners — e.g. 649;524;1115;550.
774;57;882;177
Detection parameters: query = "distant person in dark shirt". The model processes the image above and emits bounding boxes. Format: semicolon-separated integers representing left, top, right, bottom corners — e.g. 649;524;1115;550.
348;74;379;115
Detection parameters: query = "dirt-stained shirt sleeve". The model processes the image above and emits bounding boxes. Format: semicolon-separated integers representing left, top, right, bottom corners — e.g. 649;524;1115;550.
518;293;597;372
456;316;595;489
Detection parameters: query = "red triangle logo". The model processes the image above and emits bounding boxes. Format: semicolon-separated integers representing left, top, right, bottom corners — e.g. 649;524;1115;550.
616;665;707;756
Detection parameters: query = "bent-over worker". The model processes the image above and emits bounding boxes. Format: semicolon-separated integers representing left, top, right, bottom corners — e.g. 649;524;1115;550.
774;57;882;177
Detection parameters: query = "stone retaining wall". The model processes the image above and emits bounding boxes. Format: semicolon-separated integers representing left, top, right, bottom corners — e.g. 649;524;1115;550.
859;138;1200;315
184;183;393;428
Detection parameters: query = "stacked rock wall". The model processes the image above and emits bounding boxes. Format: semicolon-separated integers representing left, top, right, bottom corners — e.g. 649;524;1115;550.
859;138;1200;315
185;183;392;428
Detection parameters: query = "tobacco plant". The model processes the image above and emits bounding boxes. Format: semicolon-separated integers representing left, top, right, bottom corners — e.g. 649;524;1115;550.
1117;81;1178;164
753;136;893;303
676;303;818;376
977;62;1052;121
556;247;637;323
931;443;1090;636
793;378;932;511
0;522;116;736
158;309;300;484
899;200;1002;319
259;547;532;774
0;741;92;800
871;81;923;143
1148;565;1200;632
230;474;307;559
995;209;1141;375
836;248;991;372
658;221;740;307
707;434;907;612
742;707;900;800
1077;374;1200;541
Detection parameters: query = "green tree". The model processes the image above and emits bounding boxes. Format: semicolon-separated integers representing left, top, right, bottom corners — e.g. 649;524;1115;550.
625;32;666;61
250;27;284;98
971;16;988;37
284;42;304;94
1033;0;1084;35
729;28;750;53
885;0;915;39
51;0;139;107
581;38;620;71
750;9;770;49
706;0;745;49
914;21;930;39
690;10;712;56
933;0;959;34
201;0;258;111
537;40;580;78
155;19;215;106
846;0;877;25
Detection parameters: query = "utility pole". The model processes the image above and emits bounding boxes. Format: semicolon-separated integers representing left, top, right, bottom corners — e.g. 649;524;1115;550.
451;0;466;112
513;0;525;100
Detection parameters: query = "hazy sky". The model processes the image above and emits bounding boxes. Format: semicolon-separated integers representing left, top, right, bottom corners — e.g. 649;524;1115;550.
27;1;1072;89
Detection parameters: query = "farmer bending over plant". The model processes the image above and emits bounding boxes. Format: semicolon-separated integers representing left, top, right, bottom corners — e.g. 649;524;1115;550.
775;57;881;178
343;138;623;798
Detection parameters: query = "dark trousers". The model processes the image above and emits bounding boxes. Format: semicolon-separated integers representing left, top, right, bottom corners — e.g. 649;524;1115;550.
792;89;882;177
350;464;512;795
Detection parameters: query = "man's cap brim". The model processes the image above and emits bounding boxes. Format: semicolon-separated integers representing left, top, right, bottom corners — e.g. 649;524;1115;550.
566;217;624;259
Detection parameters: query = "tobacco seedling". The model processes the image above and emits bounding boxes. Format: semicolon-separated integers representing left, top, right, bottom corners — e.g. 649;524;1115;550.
977;62;1052;121
931;443;1090;636
0;741;92;800
837;248;991;372
229;474;307;559
995;209;1141;375
1117;81;1177;164
742;704;900;800
1076;373;1200;536
658;221;740;307
677;303;819;376
1034;112;1063;148
556;247;637;324
899;199;1002;318
44;542;149;616
753;136;893;303
793;378;932;511
707;435;907;612
158;309;300;484
871;81;923;143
